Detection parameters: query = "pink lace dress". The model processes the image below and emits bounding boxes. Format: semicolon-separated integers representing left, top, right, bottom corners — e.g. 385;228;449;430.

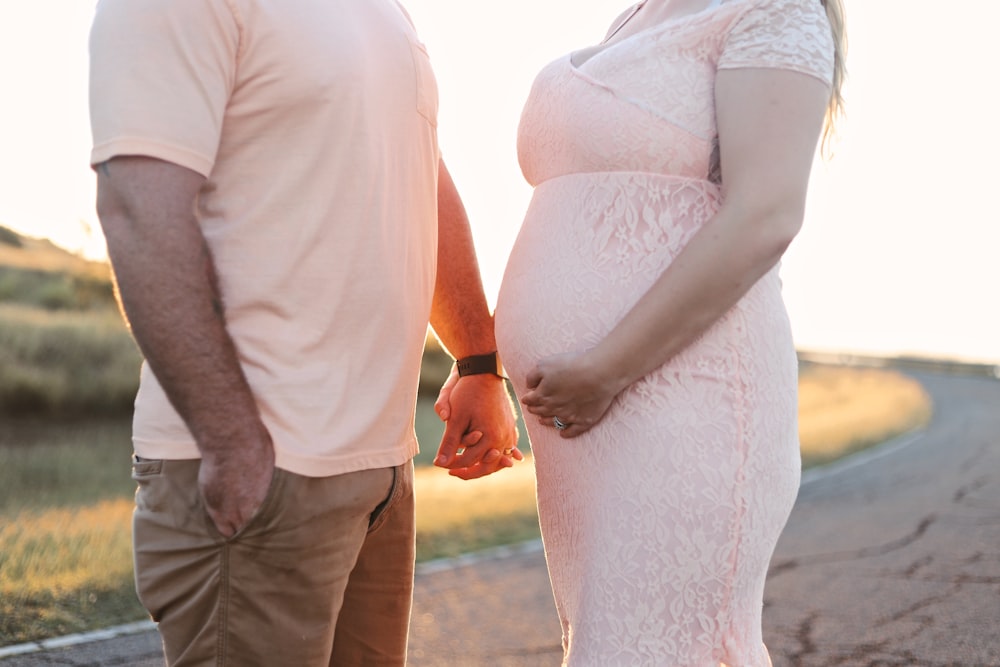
494;0;834;664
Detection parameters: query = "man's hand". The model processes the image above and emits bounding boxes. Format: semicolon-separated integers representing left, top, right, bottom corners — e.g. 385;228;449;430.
198;427;275;537
434;368;521;480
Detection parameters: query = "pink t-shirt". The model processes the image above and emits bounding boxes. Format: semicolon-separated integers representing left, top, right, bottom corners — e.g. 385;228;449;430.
89;0;441;477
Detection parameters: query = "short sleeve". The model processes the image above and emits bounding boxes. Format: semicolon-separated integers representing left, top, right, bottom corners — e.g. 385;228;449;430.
88;0;240;176
718;0;834;86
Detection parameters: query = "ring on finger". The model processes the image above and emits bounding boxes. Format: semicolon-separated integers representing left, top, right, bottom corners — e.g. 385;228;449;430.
553;416;568;430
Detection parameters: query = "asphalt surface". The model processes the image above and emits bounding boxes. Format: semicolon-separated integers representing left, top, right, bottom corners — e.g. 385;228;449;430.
761;371;1000;667
2;370;997;666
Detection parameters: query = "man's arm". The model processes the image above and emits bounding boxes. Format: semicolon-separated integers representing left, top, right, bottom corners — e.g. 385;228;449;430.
429;159;519;479
96;155;273;535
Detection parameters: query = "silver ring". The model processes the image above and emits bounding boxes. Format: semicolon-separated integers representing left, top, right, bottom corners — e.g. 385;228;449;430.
553;416;568;430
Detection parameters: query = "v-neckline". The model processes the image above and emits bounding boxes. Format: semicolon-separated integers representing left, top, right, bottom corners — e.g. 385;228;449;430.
569;0;727;70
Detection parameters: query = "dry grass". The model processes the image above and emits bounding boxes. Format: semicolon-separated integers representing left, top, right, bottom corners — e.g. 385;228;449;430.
0;304;141;416
0;233;115;311
0;419;135;513
0;228;137;417
414;460;540;561
0;501;133;594
798;364;932;467
0;500;141;643
0;232;110;281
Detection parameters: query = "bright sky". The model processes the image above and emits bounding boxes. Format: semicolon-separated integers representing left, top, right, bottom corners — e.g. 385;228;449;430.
1;0;997;363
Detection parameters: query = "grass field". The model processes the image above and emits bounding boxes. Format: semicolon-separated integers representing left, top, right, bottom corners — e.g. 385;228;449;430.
0;226;140;418
0;229;114;312
0;366;931;645
798;363;931;467
0;305;141;417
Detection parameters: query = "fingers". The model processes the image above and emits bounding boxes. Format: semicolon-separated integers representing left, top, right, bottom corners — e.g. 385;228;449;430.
434;381;454;421
449;464;500;480
435;427;488;468
198;452;275;538
525;367;543;390
441;444;525;479
447;452;518;480
528;412;594;439
559;423;590;438
446;439;495;469
434;365;461;421
201;476;270;537
520;394;542;411
524;402;554;418
434;393;450;421
434;421;475;467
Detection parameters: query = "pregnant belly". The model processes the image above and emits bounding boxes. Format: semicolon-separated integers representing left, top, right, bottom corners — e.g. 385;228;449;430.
496;172;717;384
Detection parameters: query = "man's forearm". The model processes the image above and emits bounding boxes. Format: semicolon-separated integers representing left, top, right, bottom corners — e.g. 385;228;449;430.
429;159;497;359
97;157;267;454
112;235;265;451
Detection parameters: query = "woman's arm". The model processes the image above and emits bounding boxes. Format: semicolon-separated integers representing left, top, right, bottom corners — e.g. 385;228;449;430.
520;67;831;437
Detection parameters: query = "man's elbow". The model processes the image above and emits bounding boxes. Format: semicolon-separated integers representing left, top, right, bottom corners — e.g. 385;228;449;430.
94;166;141;244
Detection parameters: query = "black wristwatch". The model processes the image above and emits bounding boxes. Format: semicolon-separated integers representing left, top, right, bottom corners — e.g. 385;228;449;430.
455;351;504;378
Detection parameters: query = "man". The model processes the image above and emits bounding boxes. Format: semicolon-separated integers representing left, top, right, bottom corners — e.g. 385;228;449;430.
89;0;518;664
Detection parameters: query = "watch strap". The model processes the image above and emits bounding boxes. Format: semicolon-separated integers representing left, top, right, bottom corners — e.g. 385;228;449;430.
455;351;503;377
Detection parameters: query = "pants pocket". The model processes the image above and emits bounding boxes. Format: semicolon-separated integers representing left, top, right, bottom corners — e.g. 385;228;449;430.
132;456;168;513
367;462;412;533
131;455;163;478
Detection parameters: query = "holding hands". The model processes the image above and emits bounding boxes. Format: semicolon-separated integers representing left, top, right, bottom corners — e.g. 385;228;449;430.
433;366;522;479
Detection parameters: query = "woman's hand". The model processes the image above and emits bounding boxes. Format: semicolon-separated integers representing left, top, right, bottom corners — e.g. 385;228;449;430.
520;350;623;438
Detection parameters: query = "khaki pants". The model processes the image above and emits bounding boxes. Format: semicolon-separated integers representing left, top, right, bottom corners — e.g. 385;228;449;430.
131;458;415;667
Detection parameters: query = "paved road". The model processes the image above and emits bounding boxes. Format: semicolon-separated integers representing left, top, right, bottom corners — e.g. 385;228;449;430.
3;370;997;666
762;371;1000;667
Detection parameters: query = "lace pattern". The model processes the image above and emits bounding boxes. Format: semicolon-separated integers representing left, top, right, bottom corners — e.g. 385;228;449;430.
496;172;801;665
718;0;836;83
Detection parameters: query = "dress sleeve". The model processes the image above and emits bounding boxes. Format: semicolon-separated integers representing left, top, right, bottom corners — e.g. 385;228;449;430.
88;0;241;177
717;0;834;86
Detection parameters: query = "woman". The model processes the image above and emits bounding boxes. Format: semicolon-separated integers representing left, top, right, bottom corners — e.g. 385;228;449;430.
491;0;845;664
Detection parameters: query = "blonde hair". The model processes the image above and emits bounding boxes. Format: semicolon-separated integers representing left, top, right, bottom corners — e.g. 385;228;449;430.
820;0;847;155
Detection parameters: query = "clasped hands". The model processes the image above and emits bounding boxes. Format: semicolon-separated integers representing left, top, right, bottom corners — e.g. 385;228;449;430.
432;367;522;479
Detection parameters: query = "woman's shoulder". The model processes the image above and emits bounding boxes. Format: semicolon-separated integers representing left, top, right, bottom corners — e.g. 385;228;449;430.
721;0;832;42
717;0;834;83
